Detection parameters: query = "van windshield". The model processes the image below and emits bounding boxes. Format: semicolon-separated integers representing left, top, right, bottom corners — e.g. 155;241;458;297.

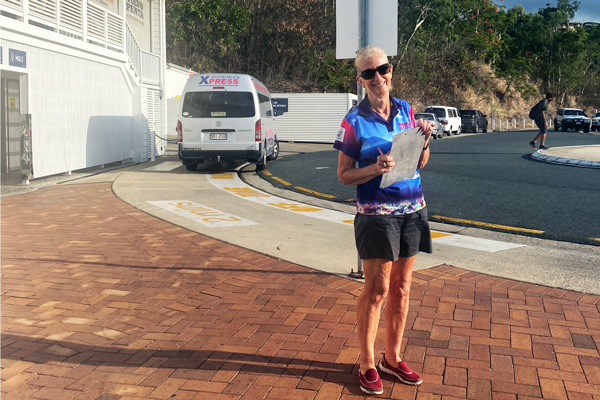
182;92;255;118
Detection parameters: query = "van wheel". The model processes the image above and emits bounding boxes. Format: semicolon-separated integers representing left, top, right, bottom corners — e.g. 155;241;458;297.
267;139;279;161
185;163;198;171
256;147;268;171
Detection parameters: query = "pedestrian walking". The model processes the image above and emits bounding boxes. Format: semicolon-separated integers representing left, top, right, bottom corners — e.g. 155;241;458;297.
333;45;433;395
529;92;554;150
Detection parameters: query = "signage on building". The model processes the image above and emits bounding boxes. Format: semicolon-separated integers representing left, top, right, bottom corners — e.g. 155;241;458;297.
9;49;26;68
126;0;151;52
272;98;289;113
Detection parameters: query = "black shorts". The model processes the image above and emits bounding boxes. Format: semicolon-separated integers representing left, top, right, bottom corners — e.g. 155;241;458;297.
535;116;547;134
354;208;433;261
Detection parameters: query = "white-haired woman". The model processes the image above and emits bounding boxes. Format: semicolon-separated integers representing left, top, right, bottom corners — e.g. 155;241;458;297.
333;45;433;395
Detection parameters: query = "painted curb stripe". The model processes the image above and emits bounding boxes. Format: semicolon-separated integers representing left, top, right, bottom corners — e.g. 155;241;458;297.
432;215;544;235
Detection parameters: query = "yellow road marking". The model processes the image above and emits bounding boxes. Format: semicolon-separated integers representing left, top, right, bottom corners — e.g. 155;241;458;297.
590;237;600;242
431;215;544;234
431;231;452;239
211;173;235;179
271;176;291;186
262;170;272;176
294;186;336;199
268;203;323;212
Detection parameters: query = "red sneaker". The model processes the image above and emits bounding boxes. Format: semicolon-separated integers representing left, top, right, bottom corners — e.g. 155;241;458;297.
378;354;423;386
359;368;383;395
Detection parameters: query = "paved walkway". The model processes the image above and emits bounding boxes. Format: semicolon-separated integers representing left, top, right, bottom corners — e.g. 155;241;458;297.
2;182;600;399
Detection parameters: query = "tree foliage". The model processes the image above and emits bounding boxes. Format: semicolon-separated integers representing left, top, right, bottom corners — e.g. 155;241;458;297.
166;0;600;109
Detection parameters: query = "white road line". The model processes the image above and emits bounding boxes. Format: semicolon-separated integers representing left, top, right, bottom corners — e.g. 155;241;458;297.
147;200;258;228
207;173;525;253
143;161;183;171
433;234;524;252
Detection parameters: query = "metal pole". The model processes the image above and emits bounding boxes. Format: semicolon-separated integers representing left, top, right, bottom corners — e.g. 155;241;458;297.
350;0;367;280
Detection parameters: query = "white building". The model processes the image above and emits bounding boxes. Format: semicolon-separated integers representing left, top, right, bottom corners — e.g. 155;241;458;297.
1;0;167;182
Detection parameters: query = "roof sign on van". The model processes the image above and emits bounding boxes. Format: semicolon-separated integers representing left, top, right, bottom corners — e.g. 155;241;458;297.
197;75;240;86
253;82;268;94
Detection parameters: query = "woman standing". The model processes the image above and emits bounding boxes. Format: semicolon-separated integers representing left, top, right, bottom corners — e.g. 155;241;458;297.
334;46;433;395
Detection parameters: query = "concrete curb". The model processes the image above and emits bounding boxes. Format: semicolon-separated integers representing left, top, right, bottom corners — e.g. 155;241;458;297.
531;148;600;168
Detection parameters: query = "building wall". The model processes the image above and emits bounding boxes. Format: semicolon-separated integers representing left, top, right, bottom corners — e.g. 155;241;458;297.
0;0;167;180
2;39;141;178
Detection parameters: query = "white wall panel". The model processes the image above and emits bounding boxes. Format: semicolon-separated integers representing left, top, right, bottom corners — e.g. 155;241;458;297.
271;93;357;143
13;42;138;178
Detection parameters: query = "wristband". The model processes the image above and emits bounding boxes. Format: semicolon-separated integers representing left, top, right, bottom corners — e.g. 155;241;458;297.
422;143;429;151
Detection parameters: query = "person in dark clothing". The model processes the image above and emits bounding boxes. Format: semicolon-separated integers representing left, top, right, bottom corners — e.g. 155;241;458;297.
529;93;554;150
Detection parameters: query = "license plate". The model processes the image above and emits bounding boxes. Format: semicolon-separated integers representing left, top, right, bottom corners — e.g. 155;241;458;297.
210;133;227;140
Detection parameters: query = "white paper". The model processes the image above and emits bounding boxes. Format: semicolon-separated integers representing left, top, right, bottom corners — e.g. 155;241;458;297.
379;127;426;188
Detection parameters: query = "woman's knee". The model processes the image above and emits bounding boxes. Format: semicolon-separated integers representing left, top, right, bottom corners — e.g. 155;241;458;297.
391;279;411;298
363;283;389;305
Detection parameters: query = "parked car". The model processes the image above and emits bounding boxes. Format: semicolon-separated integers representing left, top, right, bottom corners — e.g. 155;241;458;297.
591;111;600;131
554;108;591;133
459;109;488;133
423;106;461;136
414;112;444;139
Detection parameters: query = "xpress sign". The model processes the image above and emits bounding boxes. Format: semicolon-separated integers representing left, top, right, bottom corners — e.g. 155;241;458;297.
197;75;240;86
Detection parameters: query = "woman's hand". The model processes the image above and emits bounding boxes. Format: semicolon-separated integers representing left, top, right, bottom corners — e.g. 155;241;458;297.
377;153;395;174
416;118;432;169
417;118;433;143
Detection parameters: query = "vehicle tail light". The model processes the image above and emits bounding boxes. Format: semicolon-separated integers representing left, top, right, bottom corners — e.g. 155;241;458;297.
255;119;262;142
441;121;448;125
176;120;182;142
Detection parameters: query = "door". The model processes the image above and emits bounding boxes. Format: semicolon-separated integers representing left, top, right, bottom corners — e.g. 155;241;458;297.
1;77;21;173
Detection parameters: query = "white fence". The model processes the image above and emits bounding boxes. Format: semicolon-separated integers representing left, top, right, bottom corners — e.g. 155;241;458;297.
489;118;551;131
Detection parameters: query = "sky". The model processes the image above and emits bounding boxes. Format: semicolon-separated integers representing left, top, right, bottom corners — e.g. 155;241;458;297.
497;0;600;23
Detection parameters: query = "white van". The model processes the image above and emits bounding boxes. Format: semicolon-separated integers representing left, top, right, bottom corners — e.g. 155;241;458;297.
424;105;461;136
177;73;280;171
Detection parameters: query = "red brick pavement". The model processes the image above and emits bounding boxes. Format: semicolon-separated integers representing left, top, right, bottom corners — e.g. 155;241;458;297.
2;182;600;399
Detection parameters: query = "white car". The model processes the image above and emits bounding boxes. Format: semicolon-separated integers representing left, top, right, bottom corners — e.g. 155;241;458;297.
423;106;461;136
554;108;591;133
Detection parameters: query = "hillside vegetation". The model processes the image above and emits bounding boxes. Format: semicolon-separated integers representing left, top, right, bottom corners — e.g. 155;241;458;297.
166;0;600;118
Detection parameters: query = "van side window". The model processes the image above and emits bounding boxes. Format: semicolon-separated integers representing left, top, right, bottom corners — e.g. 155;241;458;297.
258;93;272;118
182;92;255;118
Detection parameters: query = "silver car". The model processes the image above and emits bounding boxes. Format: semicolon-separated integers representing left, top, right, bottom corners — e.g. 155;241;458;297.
592;111;600;131
414;112;444;139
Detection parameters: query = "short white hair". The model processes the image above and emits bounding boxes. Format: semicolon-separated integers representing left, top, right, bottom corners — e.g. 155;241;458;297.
355;46;388;75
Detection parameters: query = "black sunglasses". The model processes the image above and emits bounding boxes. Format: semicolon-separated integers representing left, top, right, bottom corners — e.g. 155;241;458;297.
360;63;392;80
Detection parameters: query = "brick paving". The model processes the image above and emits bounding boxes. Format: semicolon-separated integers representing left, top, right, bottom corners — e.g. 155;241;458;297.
2;182;600;400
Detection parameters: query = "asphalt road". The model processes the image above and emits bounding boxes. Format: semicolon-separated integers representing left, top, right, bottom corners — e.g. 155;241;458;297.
260;130;600;246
